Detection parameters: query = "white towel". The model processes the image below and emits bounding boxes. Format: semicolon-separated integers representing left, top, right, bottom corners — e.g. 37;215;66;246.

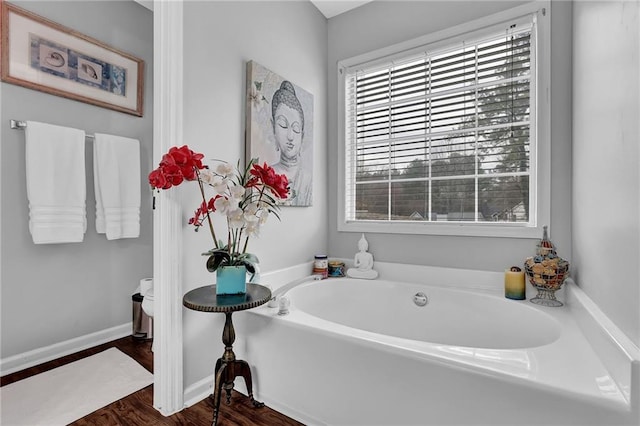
25;121;86;244
93;133;141;240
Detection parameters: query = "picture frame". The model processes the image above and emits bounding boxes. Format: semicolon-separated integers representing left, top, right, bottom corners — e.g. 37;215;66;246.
246;60;314;206
1;2;144;116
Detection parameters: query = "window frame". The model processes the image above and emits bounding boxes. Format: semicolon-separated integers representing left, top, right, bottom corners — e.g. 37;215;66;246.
337;2;550;239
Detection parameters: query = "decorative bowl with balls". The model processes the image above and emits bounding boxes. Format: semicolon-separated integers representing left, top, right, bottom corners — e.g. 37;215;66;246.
524;226;570;307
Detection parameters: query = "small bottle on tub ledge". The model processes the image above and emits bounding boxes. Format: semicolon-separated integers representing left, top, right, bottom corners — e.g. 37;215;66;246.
328;260;346;277
313;254;328;279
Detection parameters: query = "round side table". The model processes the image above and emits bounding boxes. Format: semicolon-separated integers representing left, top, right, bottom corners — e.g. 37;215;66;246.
183;283;272;426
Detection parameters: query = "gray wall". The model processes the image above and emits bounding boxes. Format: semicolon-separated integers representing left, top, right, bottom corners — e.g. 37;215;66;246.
181;1;327;389
572;1;639;346
1;1;153;358
327;1;573;272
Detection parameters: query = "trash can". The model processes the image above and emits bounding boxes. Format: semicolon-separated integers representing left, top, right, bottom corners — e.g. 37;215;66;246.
132;293;152;339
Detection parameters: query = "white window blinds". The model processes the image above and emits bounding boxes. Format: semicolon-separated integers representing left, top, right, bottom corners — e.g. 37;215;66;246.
344;23;535;225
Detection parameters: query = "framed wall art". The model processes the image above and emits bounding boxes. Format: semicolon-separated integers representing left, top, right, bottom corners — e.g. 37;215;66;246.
246;60;314;207
1;2;144;116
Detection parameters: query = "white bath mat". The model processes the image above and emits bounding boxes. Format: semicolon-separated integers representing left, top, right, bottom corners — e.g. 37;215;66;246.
0;347;153;426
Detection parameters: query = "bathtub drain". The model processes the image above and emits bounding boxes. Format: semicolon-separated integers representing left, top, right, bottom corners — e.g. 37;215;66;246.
413;292;428;307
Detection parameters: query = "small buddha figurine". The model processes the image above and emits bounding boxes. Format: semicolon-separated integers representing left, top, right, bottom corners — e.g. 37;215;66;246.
347;234;378;279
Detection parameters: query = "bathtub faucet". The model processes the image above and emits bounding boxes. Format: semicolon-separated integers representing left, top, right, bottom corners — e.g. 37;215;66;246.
268;274;323;312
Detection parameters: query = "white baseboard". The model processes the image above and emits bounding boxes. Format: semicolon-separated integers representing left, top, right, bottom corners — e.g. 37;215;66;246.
183;378;248;408
183;374;324;425
183;376;213;408
1;323;132;376
257;394;326;426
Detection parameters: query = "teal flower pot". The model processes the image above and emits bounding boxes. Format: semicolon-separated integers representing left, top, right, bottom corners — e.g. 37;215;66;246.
216;265;247;296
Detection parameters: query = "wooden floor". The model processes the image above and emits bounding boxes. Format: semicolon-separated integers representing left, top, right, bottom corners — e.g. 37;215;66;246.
1;336;304;426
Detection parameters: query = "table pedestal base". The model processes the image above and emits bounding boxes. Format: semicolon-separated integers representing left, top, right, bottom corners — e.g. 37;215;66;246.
211;312;264;426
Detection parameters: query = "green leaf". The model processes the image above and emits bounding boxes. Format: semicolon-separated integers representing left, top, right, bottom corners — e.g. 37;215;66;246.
242;261;255;274
238;252;259;264
233;252;259;277
206;251;231;272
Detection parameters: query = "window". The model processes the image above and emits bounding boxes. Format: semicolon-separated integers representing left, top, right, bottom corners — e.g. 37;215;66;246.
338;4;549;238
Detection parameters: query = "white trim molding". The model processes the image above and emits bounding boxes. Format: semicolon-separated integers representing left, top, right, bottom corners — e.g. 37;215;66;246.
0;324;131;376
336;1;551;239
153;0;184;416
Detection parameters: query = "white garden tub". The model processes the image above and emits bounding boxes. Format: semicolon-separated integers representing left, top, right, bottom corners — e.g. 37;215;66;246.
289;279;560;350
229;268;639;426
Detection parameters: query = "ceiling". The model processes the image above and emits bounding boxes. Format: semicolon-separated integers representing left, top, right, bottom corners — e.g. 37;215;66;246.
310;0;374;19
135;1;373;20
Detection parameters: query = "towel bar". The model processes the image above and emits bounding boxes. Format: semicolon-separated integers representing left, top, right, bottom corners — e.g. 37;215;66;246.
10;119;96;141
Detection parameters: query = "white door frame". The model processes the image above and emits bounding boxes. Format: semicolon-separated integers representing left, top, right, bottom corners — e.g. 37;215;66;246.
152;0;185;416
